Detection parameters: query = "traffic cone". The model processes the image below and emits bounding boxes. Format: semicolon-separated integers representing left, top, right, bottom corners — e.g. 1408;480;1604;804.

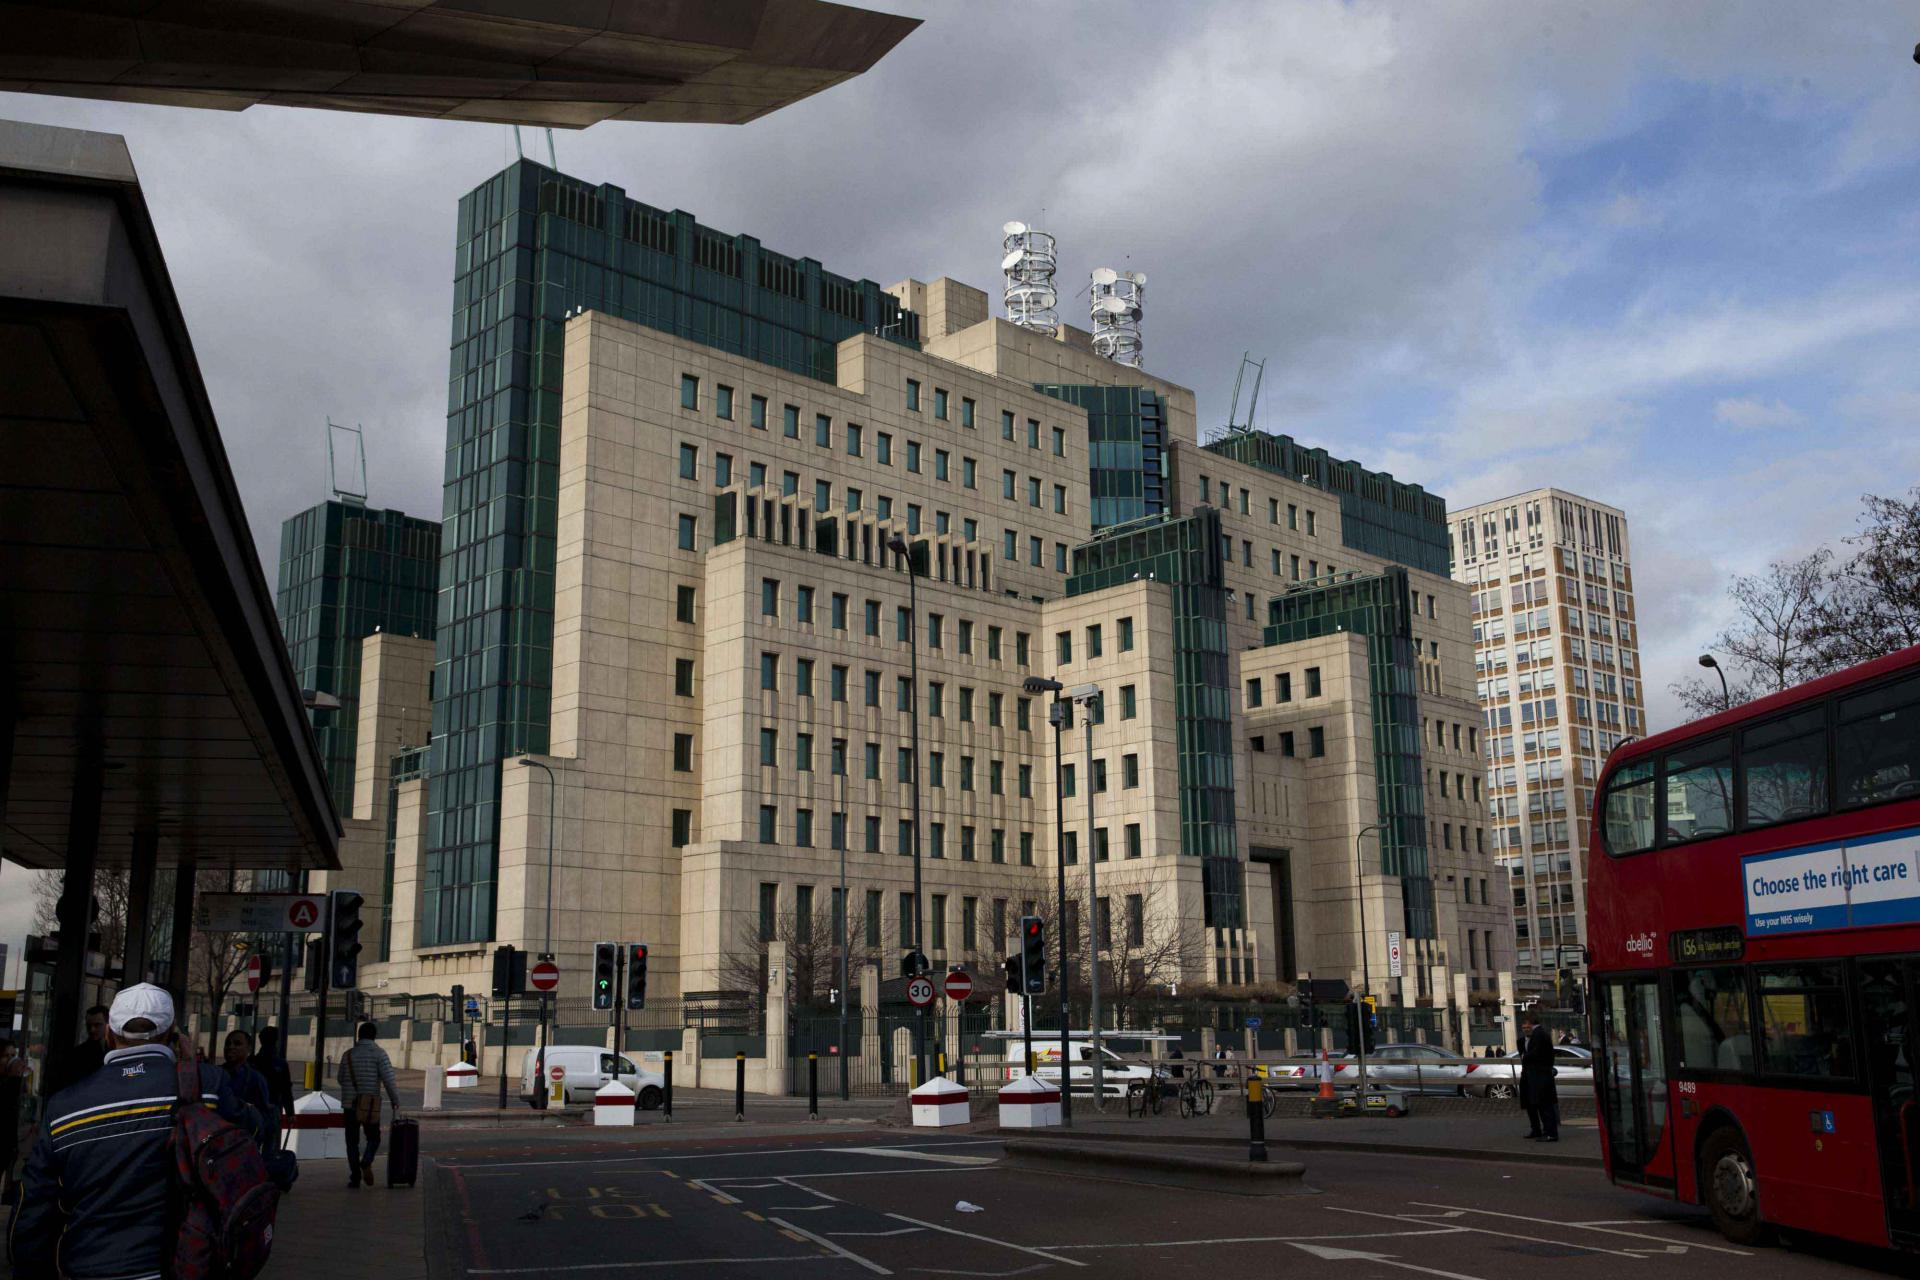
1316;1048;1336;1103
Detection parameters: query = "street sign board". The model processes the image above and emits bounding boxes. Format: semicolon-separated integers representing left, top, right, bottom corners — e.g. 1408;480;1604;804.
943;971;974;1002
1387;931;1404;979
906;975;936;1007
1245;1015;1261;1030
245;954;265;993
197;893;327;933
529;960;560;992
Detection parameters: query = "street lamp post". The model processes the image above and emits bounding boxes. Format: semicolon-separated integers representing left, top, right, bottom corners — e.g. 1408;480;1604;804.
1070;684;1104;1109
1698;653;1731;711
837;767;850;1101
1354;823;1386;1105
1023;675;1071;1127
517;757;557;1110
887;535;928;1088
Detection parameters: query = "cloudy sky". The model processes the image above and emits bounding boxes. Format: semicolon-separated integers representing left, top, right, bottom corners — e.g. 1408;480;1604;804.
4;2;1919;948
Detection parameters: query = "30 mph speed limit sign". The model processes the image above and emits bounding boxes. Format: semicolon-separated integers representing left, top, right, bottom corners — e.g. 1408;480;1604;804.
906;975;936;1007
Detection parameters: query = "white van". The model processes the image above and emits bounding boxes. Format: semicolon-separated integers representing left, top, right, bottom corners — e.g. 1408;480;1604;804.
1002;1038;1159;1099
519;1045;664;1108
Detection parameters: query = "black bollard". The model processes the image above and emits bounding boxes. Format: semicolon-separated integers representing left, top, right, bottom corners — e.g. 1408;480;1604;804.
1248;1076;1268;1163
808;1052;819;1120
663;1050;673;1123
735;1051;746;1122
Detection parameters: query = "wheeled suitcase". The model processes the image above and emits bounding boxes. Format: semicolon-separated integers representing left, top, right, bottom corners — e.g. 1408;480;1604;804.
386;1117;420;1188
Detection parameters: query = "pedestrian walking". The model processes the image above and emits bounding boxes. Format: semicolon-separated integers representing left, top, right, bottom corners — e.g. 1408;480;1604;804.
222;1028;276;1151
251;1024;297;1147
40;1003;110;1098
1519;1015;1560;1142
12;984;256;1279
338;1021;403;1189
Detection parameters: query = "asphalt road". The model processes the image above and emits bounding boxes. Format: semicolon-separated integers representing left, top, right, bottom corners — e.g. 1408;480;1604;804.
422;1126;1912;1280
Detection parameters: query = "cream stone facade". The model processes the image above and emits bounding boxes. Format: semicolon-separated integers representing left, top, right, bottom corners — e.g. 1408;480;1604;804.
351;274;1516;1040
1448;488;1643;992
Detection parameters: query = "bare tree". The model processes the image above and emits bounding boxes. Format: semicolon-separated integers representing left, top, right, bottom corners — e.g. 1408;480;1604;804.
719;901;882;1012
990;868;1205;1021
32;868;144;971
1816;487;1920;667
194;869;254;1052
1670;551;1834;717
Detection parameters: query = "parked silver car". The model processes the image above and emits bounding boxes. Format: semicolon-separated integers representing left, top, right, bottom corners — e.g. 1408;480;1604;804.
1462;1044;1594;1099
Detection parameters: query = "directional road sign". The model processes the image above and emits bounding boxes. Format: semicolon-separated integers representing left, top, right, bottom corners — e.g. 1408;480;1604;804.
942;971;974;1002
529;960;560;992
197;893;328;933
906;975;936;1007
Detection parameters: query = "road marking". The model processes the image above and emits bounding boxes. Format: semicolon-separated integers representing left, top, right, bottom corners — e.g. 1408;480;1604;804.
744;1211;765;1222
771;1204;835;1211
727;1180;785;1188
1291;1243;1486;1280
686;1178;740;1204
770;1216;893;1276
1045;1229;1462;1251
830;1227;923;1238
758;1167;983;1181
1327;1207;1644;1258
827;1146;995;1166
442;1139;993;1173
1407;1204;1749;1256
883;1212;1088;1268
466;1258;838;1275
912;1265;1048;1277
650;1204;669;1219
778;1175;841;1202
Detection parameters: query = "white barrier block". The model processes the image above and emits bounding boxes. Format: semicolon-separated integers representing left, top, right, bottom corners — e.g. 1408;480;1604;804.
286;1090;347;1160
594;1080;637;1127
996;1073;1061;1128
910;1075;970;1128
445;1062;479;1090
423;1064;445;1111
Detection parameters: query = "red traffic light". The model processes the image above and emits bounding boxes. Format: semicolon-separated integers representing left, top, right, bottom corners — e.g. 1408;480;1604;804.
1026;921;1040;936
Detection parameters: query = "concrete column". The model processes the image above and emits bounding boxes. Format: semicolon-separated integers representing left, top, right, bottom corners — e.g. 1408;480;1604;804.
430;1019;447;1067
122;831;159;986
1498;971;1520;1053
763;940;789;1096
1452;974;1472;1054
1199;1026;1216;1062
680;1025;700;1089
166;859;197;1013
399;1017;415;1069
1283;1026;1298;1055
859;962;879;1076
48;758;102;1068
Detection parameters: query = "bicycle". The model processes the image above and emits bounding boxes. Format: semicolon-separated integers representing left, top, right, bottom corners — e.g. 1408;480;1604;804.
1177;1075;1214;1118
1126;1077;1162;1117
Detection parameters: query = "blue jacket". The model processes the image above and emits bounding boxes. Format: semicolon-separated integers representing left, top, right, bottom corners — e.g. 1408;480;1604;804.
10;1042;252;1280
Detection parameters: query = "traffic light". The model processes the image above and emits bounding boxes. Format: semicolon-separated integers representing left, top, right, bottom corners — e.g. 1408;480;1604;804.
328;890;364;990
626;943;648;1011
253;952;273;989
901;949;929;978
490;945;522;999
1004;954;1022;992
304;937;325;992
1019;916;1046;994
593;942;617;1011
1361;995;1378;1054
450;984;465;1023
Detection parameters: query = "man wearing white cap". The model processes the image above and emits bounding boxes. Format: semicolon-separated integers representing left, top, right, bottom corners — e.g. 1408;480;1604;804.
11;984;255;1280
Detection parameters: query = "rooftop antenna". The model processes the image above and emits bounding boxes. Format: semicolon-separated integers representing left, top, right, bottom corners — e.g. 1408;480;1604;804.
327;418;368;506
1001;221;1059;336
509;125;558;168
1089;266;1145;368
1226;353;1267;434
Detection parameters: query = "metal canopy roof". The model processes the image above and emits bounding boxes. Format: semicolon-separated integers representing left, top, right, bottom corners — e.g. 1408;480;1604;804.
0;0;921;129
0;120;340;873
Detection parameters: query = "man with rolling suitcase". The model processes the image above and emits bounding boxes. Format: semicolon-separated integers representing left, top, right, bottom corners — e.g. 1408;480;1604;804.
337;1022;403;1189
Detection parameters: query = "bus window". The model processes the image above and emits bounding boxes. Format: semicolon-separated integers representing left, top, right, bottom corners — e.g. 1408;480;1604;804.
1836;671;1920;808
1602;758;1655;855
1674;966;1754;1072
1756;962;1854;1079
1739;706;1828;828
1662;736;1732;844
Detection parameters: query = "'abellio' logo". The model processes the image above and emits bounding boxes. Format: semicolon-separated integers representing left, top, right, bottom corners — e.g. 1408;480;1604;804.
1624;933;1656;957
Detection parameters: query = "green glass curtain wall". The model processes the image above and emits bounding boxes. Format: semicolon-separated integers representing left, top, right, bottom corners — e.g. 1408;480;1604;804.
1033;383;1168;530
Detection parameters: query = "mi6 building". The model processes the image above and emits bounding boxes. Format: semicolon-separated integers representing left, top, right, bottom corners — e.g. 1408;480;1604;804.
326;159;1516;1036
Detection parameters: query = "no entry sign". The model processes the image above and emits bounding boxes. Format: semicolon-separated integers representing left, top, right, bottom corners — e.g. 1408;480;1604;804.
529;960;560;992
245;954;265;993
906;975;936;1007
942;971;974;1002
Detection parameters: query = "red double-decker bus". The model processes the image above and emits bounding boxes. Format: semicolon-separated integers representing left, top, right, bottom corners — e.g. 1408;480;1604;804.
1588;644;1920;1252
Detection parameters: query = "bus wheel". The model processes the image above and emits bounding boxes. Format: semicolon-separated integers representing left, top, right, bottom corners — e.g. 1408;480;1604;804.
1701;1127;1768;1246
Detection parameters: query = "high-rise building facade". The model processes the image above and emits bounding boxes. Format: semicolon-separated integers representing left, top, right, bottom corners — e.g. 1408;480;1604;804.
276;499;439;814
361;158;1516;1040
1448;489;1643;991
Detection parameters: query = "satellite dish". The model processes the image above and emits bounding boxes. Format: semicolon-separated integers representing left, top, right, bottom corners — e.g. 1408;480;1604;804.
1003;220;1028;238
1091;267;1118;286
1129;271;1148;288
1000;248;1025;271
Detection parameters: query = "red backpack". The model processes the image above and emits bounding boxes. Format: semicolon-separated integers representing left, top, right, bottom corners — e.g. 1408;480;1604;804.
171;1051;279;1280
